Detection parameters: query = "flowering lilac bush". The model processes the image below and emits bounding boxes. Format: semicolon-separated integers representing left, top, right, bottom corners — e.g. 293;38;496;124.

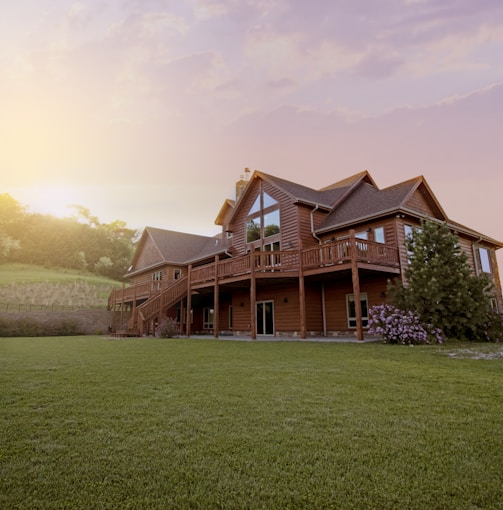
368;304;444;345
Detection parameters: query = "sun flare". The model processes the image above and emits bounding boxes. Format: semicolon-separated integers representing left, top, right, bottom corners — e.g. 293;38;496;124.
24;185;82;219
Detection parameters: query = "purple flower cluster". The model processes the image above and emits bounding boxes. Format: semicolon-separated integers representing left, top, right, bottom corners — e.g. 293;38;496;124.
368;304;444;345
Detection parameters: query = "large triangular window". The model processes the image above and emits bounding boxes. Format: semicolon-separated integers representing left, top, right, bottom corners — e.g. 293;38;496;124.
263;192;277;209
248;195;261;215
248;192;277;216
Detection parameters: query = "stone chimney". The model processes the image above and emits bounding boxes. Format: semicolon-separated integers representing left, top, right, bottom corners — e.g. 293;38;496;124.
235;167;251;201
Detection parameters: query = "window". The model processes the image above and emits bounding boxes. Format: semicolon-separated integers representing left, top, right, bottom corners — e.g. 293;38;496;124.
249;195;261;215
346;293;368;328
355;231;368;240
479;247;491;273
246;189;280;245
264;241;281;266
151;271;162;290
404;224;421;261
263;209;280;238
374;226;385;244
203;308;214;329
174;269;181;280
229;305;233;329
246;218;261;243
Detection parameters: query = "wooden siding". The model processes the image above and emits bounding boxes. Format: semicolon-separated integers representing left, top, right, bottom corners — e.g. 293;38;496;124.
404;186;438;217
231;176;304;256
134;236;163;270
319;219;398;246
324;275;388;332
297;205;326;249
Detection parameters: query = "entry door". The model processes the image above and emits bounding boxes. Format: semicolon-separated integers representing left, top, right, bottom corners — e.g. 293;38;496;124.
256;301;274;335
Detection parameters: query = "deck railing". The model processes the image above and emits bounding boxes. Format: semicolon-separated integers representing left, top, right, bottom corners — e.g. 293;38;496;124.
110;239;399;307
301;239;399;269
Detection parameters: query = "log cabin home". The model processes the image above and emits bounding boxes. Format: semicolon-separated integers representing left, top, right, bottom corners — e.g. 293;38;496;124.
109;169;503;340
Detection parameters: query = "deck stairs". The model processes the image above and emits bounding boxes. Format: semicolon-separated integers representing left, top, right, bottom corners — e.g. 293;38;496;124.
128;276;188;335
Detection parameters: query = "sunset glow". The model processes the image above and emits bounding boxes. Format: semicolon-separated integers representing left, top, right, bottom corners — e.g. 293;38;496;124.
20;185;82;219
1;1;502;274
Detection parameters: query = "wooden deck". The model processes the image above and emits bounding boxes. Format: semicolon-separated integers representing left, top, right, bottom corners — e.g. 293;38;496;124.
109;239;399;308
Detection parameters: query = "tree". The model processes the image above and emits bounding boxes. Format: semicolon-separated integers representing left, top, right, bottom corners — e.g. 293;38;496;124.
389;220;502;341
0;194;25;262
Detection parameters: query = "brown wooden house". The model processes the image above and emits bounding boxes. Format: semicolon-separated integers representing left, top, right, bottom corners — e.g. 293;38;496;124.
109;170;503;339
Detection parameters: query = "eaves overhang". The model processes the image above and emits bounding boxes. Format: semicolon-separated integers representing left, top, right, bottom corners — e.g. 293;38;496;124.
124;260;169;279
315;207;403;235
315;207;503;248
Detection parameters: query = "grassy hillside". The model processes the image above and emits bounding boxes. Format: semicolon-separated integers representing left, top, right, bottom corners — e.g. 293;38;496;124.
0;263;122;309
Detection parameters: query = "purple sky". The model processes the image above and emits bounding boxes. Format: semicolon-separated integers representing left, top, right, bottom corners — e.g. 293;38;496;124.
1;1;502;274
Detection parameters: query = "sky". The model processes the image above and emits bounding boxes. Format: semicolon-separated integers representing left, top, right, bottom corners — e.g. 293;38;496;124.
1;0;503;274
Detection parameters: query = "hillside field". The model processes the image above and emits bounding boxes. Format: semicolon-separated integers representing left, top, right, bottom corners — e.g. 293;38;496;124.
0;263;122;309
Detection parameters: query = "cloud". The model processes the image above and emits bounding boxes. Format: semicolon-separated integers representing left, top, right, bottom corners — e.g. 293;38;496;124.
354;46;403;79
267;77;297;90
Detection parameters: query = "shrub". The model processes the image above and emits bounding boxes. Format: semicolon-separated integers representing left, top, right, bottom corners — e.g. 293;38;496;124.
156;317;179;338
368;304;444;345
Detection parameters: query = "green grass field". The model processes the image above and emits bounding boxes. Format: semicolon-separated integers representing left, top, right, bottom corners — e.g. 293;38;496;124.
1;337;502;509
0;264;121;309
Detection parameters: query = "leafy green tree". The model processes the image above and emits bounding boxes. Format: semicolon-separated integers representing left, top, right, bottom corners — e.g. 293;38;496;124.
389;220;502;341
0;193;137;280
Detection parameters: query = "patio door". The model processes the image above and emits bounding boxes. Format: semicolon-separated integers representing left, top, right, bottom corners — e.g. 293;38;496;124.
256;300;274;335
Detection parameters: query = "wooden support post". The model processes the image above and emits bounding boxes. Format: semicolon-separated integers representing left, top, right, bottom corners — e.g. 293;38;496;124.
186;264;192;338
132;284;137;334
349;229;364;341
214;255;219;339
179;298;185;336
299;250;307;339
111;289;117;333
321;283;327;337
119;282;125;331
250;253;257;340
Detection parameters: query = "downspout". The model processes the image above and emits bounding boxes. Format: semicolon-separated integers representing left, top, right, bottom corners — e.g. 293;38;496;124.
310;205;322;244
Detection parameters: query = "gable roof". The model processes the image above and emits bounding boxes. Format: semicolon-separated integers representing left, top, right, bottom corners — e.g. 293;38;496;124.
228;170;375;226
128;226;230;277
319;170;377;191
316;176;448;233
214;198;235;227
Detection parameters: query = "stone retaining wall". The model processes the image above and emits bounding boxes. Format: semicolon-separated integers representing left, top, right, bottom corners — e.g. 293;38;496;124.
0;309;113;335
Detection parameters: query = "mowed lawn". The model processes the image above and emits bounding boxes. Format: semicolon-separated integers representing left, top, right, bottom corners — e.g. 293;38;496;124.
1;337;502;509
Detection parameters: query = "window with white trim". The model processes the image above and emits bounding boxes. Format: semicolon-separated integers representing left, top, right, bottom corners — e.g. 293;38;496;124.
151;271;162;290
203;308;214;329
374;226;385;244
346;293;369;328
479;247;491;273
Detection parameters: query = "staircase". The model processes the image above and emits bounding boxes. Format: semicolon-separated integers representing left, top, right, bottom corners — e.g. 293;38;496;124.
128;276;188;335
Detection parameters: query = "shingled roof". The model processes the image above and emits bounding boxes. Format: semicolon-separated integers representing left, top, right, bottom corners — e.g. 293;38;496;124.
257;170;372;209
316;178;423;232
129;227;230;273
